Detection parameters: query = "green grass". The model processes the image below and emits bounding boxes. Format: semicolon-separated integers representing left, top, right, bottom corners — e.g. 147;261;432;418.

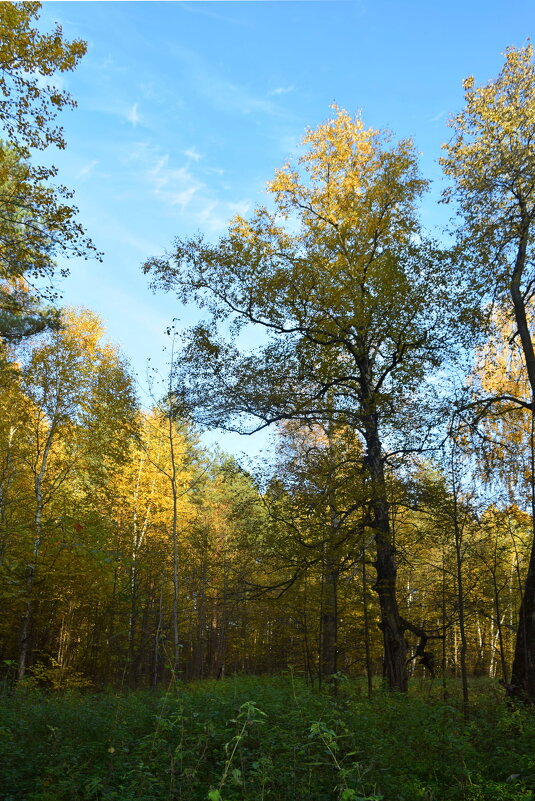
1;676;535;801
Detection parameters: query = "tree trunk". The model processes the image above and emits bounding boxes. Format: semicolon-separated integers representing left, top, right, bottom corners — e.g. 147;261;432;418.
441;547;448;701
511;430;535;700
491;559;508;684
151;572;165;689
18;539;38;681
18;428;54;681
451;455;469;717
166;386;181;681
362;551;373;697
509;230;535;702
510;546;535;700
320;553;339;681
362;403;407;692
509;400;535;699
302;568;315;685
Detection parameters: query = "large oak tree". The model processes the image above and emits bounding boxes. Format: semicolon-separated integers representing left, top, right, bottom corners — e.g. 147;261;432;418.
144;108;460;690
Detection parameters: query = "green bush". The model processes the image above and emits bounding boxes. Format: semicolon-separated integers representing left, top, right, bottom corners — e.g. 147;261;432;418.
1;678;534;801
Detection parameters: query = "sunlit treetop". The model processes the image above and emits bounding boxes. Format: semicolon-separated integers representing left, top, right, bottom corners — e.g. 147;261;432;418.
145;106;463;445
166;105;434;340
441;43;535;288
268;106;427;247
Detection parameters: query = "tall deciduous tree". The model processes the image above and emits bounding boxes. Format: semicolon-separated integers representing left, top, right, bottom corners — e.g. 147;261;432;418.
13;308;138;679
441;44;535;701
0;3;96;340
144;108;457;690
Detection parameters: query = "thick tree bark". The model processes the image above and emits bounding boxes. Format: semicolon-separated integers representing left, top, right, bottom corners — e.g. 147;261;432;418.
510;226;535;399
509;228;535;702
362;401;408;692
510;536;535;700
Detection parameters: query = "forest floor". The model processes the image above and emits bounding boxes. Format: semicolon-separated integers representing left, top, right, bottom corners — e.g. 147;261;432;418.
0;675;534;801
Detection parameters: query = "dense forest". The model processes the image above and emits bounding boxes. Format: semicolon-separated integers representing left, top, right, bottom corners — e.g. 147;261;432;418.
2;305;534;695
2;4;535;799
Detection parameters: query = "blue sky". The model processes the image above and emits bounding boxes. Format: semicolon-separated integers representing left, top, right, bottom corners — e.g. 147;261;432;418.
34;0;534;457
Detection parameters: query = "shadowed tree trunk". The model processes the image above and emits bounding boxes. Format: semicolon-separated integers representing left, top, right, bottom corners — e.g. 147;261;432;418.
362;550;373;697
362;392;407;692
450;448;469;716
320;552;339;682
509;409;535;700
18;424;54;681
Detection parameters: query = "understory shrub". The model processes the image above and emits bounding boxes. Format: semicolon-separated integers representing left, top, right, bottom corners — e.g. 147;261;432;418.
0;677;534;801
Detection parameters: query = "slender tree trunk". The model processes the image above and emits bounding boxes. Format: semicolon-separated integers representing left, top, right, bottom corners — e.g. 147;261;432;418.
128;455;153;685
0;425;17;565
18;429;54;681
106;534;120;683
150;574;163;688
451;454;469;716
209;601;219;677
442;547;448;701
302;568;314;686
320;552;339;681
170;429;180;680
193;554;208;679
362;551;373;697
166;345;181;681
491;564;508;684
18;531;39;681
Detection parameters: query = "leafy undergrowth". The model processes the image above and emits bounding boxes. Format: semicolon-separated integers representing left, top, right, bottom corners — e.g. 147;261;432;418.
1;677;535;801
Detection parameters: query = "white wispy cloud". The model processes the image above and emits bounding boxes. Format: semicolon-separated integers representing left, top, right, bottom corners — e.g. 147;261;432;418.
77;160;99;178
430;110;446;123
127;103;140;126
145;150;249;231
123;142;249;232
197;199;251;232
149;155;202;208
184;147;202;161
268;84;296;97
171;45;287;118
33;72;65;92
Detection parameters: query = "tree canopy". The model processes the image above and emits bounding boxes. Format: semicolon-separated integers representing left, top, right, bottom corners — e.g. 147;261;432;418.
0;2;96;341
